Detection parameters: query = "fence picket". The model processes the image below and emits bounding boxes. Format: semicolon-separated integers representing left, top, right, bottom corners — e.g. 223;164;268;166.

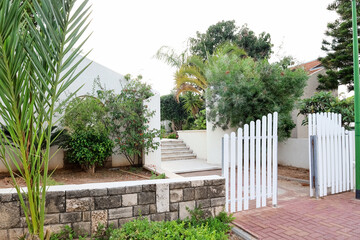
261;116;267;207
237;128;243;211
230;132;236;212
244;125;249;210
267;113;272;198
223;134;229;212
317;113;323;197
308;114;313;197
345;130;350;191
341;128;346;192
272;112;278;207
250;121;255;200
256;120;261;208
350;131;355;190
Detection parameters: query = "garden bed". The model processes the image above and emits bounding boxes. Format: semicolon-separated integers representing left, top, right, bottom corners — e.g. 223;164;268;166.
278;165;309;180
0;166;153;188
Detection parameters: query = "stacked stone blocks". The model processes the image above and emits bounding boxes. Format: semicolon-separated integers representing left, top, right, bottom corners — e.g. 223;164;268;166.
0;177;225;240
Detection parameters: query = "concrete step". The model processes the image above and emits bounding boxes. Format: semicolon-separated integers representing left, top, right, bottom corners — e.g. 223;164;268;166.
161;148;192;154
161;144;188;150
161;150;194;157
162;154;197;161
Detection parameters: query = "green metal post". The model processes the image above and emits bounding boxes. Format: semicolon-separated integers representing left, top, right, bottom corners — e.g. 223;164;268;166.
351;0;360;199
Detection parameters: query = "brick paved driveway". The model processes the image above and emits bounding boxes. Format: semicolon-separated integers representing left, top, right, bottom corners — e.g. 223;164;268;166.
233;191;360;239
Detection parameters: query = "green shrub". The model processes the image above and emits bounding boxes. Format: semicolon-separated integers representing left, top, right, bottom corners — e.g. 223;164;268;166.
97;75;160;166
62;131;114;173
165;132;177;139
298;91;354;129
150;172;166;179
110;209;234;240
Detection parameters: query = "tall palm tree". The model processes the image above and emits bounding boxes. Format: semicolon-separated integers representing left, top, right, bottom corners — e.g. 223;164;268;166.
0;0;91;239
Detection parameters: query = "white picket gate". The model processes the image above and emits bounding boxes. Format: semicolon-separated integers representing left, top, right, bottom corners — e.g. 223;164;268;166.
308;113;355;198
223;112;278;213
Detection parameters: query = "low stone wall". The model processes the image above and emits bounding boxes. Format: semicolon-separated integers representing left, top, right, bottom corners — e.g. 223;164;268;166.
0;176;225;239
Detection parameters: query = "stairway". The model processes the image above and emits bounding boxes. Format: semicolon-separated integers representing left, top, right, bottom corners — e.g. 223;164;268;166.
161;139;197;161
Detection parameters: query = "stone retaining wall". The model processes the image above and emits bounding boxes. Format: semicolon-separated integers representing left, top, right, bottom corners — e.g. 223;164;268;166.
0;176;225;239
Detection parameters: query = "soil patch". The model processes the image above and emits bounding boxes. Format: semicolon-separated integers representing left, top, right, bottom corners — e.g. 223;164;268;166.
0;166;153;188
278;165;308;180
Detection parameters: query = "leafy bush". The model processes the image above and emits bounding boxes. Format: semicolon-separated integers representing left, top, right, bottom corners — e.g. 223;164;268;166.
110;210;234;240
298;91;354;129
193;109;207;130
62;131;114;173
98;75;160;166
150;172;166;179
61;95;112;173
205;54;308;141
165;132;178;139
161;94;188;131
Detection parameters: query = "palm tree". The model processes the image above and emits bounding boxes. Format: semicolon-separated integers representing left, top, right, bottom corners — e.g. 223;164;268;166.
182;92;204;117
0;0;91;239
155;43;247;101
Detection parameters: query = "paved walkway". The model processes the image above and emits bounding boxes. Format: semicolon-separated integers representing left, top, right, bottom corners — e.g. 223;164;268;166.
233;192;360;240
179;170;360;239
161;159;221;174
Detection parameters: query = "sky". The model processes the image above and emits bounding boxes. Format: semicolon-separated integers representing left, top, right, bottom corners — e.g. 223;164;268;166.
81;0;338;95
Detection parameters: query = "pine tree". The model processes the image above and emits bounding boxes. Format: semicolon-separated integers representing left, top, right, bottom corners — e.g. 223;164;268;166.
318;0;360;90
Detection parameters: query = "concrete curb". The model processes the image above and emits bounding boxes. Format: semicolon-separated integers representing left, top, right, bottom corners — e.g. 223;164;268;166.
232;225;258;240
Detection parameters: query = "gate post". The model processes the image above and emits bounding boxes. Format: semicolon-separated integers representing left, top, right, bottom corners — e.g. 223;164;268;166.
310;135;320;198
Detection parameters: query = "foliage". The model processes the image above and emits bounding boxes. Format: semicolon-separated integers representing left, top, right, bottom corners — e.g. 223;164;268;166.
193;110;207;130
189;20;273;61
163;132;178;139
161;94;188;131
63;96;108;135
318;0;360;90
110;209;234;240
61;131;114;173
205;53;308;140
61;95;112;173
182;92;204;117
150;171;166;179
0;0;91;238
298;91;354;129
49;224;114;240
98;75;160;166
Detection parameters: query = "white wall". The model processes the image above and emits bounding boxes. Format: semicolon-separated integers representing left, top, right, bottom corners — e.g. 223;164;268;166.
60;52;126;101
278;138;309;169
206;120;236;166
177;130;207;160
0;146;64;173
144;92;161;170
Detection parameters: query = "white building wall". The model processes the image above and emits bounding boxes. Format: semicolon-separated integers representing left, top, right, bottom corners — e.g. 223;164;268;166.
144;92;161;169
177;130;207;160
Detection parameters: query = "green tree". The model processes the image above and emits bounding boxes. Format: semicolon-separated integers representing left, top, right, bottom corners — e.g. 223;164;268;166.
189;20;272;61
0;0;91;238
298;91;354;129
205;53;308;140
161;94;188;131
99;75;160;166
318;0;360;90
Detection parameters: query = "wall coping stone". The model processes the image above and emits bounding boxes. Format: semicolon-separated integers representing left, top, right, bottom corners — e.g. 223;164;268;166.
0;175;223;194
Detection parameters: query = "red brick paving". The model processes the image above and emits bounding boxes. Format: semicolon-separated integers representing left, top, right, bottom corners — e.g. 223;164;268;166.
232;192;360;240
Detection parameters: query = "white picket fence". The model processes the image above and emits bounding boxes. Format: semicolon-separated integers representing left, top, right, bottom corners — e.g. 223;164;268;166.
308;113;355;198
223;112;278;213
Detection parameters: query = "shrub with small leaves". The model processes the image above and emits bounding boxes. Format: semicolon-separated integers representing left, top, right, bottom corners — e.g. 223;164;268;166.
62;131;114;173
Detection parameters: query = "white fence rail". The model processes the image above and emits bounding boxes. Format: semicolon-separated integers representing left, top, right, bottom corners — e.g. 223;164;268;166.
308;113;355;197
223;112;278;213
